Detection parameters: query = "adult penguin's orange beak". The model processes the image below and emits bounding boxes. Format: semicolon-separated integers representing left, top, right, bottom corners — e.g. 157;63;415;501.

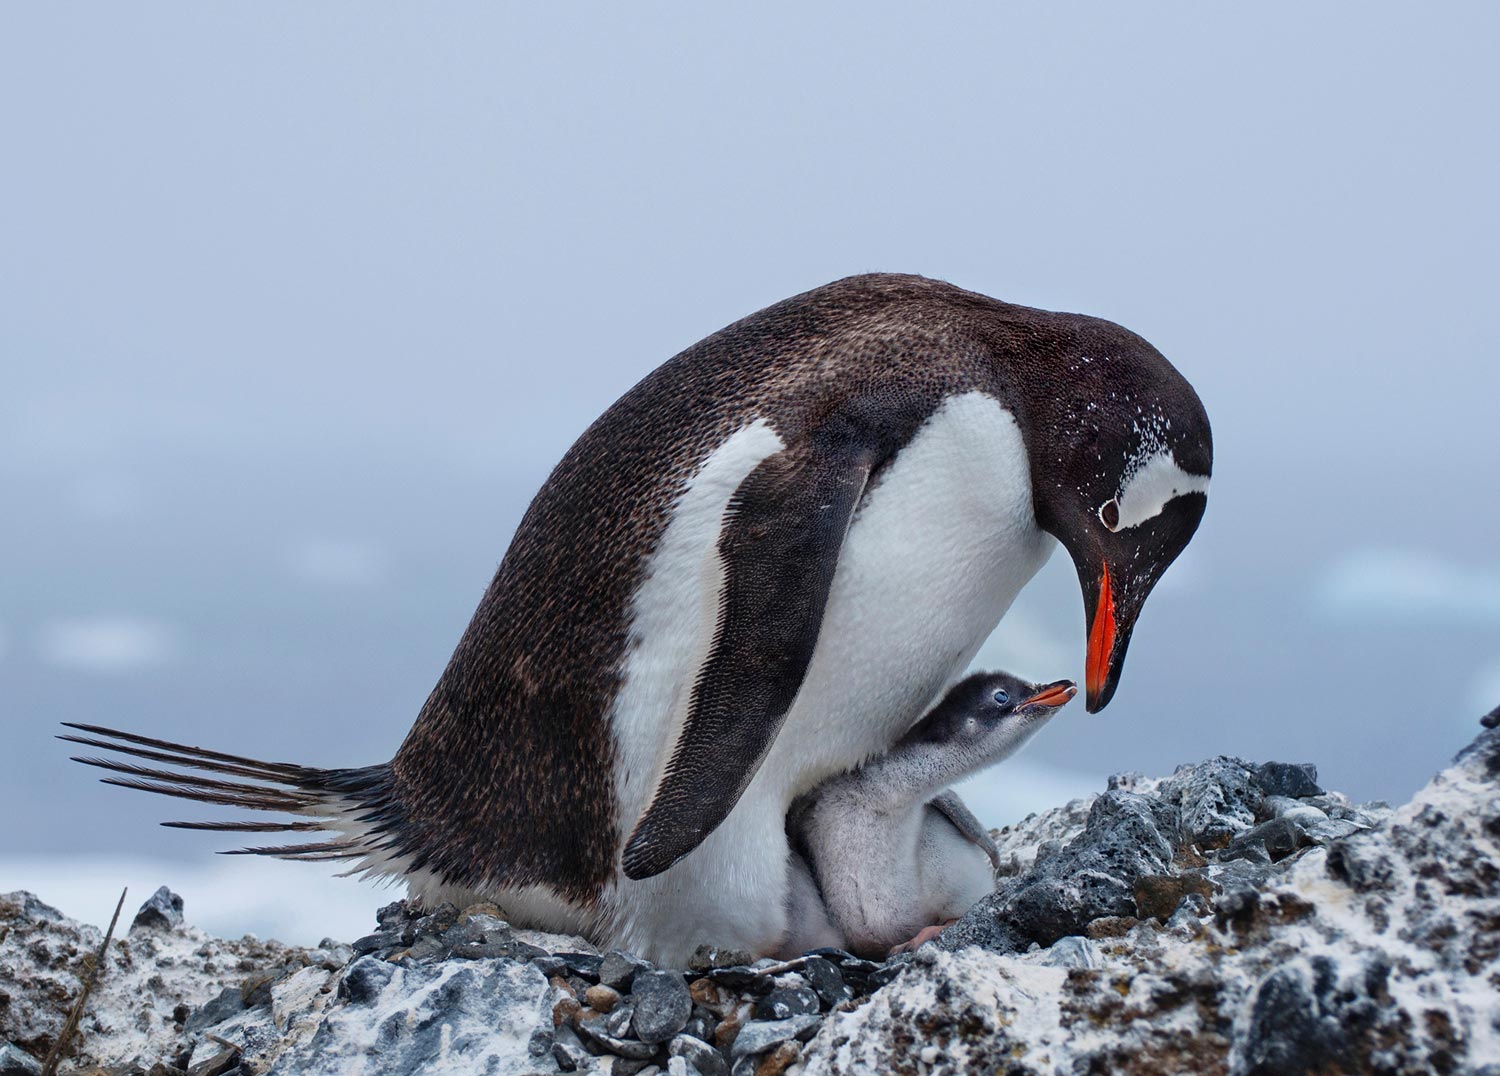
1083;561;1138;713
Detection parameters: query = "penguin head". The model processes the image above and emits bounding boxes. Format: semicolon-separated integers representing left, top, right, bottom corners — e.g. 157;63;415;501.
1023;327;1213;714
904;671;1077;764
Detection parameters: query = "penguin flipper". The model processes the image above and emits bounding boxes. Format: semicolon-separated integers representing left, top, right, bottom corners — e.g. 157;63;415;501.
929;790;1001;871
621;440;873;880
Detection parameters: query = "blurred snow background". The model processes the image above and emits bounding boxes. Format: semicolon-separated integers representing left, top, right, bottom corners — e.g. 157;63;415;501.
2;3;1497;943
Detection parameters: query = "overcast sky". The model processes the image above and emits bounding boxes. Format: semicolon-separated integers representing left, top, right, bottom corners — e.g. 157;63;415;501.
3;4;1497;942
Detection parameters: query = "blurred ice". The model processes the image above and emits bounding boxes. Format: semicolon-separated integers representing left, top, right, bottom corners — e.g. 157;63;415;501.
1314;549;1500;625
37;617;180;673
0;855;388;946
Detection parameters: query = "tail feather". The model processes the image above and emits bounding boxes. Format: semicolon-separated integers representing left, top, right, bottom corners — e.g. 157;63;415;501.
59;730;308;784
60;722;405;873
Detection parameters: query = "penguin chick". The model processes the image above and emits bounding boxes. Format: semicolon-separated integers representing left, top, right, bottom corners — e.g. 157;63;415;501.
783;671;1076;959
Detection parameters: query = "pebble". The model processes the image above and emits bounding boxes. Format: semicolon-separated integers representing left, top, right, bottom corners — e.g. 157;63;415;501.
753;1040;800;1076
753;985;819;1021
797;957;850;1008
632;969;694;1043
586;983;623;1013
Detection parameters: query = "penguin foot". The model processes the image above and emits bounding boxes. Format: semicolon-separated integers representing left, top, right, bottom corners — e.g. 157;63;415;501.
887;918;959;957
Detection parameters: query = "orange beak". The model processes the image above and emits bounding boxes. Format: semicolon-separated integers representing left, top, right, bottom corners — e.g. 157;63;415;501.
1021;680;1078;710
1085;561;1117;709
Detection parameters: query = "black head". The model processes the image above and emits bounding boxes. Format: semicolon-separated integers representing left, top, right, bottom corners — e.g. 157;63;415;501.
1009;316;1213;713
902;671;1078;748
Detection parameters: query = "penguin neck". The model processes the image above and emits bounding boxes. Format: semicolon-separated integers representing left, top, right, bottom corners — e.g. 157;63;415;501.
849;740;990;814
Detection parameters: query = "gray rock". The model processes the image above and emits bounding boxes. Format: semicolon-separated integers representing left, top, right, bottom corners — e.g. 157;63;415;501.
577;1010;658;1060
349;930;401;955
1254;761;1323;799
1221;816;1308;862
0;1043;41;1076
948;789;1177;949
687;945;754;972
130;886;185;932
183;984;245;1033
1161;755;1261;847
632;969;693;1044
668;1034;728;1076
278;958;556;1075
753;985;819;1021
797;956;850;1008
337;955;398;1004
1040;936;1101;969
553;1024;591;1072
600;949;653;991
728;1014;822;1059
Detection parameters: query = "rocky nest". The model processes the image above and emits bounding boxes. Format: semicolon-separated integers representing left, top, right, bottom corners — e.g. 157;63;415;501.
3;728;1498;1076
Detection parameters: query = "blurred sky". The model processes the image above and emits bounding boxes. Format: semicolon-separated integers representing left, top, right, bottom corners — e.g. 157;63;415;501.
3;4;1498;943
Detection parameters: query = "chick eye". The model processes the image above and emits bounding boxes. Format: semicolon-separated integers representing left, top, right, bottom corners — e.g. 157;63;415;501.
992;689;1010;705
1099;498;1121;531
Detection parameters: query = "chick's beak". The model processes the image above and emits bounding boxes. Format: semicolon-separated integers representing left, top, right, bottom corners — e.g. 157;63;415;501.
1021;680;1078;711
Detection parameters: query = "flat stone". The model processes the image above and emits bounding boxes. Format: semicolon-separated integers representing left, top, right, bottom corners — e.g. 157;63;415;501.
688;945;755;972
130;886;185;932
557;952;605;982
577;1011;658;1060
349;931;400;955
633;969;694;1043
728;1014;823;1059
1223;817;1310;862
1255;761;1323;799
706;967;775;995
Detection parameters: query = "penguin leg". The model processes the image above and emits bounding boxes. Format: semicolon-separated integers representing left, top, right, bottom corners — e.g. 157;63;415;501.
887;918;960;956
621;437;873;880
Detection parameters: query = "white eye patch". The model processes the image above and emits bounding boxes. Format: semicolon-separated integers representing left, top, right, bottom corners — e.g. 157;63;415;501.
1108;450;1210;531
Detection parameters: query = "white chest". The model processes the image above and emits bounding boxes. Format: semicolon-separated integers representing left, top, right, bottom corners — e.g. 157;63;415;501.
604;390;1054;961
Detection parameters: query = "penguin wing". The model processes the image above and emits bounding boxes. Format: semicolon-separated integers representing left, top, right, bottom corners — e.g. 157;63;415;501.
621;439;873;880
929;790;1001;871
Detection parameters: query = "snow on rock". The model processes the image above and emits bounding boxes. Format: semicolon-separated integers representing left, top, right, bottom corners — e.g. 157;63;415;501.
2;728;1497;1076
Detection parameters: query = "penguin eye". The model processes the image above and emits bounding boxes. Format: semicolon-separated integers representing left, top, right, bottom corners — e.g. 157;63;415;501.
992;689;1010;706
1099;498;1121;531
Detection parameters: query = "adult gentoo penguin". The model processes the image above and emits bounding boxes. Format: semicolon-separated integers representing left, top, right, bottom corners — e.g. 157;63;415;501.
64;273;1211;964
783;671;1076;959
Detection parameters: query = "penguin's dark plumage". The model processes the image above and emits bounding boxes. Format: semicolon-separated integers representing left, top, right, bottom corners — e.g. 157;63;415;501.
67;273;1211;962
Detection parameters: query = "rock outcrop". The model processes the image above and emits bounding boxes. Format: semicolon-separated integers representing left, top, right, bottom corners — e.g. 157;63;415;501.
3;728;1497;1075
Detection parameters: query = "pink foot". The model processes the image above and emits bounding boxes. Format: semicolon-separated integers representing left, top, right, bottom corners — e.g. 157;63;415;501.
887;919;959;957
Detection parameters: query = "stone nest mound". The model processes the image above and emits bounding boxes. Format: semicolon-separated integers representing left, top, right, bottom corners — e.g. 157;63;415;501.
3;728;1497;1075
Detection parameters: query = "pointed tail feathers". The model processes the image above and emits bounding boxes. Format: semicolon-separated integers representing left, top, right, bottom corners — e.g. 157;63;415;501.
60;722;407;870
